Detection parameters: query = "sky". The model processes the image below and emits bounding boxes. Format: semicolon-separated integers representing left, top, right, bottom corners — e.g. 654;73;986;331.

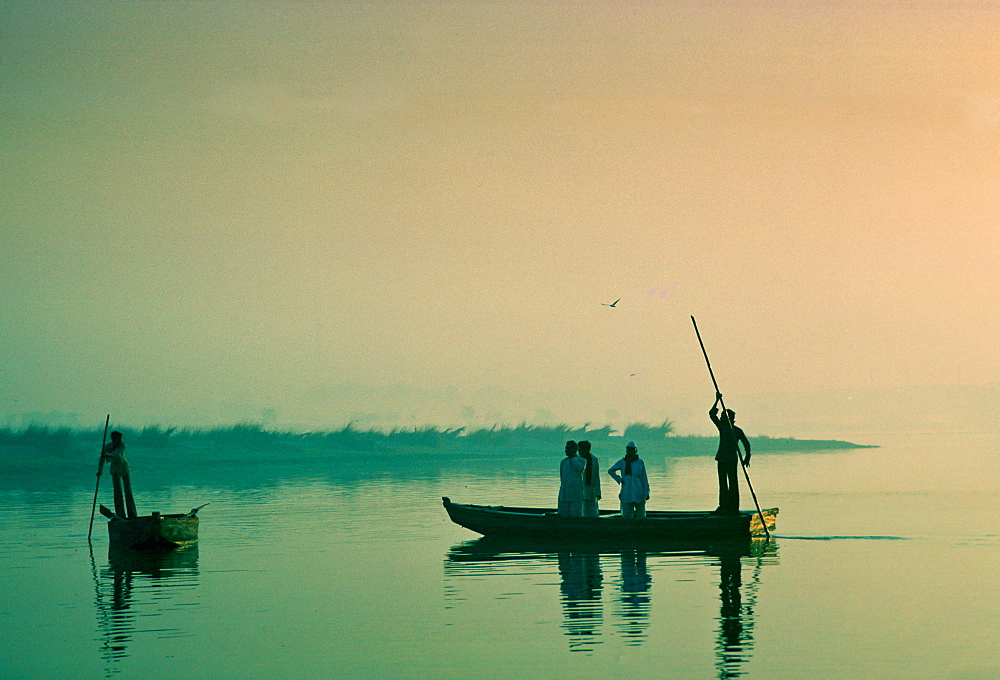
2;2;999;435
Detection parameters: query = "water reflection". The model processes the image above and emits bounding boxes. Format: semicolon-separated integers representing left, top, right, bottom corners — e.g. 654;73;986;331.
445;538;777;673
90;544;200;677
616;547;652;645
557;551;603;650
715;549;763;679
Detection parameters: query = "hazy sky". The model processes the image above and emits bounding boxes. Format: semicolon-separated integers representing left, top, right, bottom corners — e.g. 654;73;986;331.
3;2;999;433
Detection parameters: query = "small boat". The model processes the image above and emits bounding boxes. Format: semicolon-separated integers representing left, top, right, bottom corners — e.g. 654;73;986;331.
442;497;777;542
99;504;206;550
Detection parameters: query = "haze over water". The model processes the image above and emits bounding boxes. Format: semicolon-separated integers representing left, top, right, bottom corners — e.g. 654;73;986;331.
1;430;997;679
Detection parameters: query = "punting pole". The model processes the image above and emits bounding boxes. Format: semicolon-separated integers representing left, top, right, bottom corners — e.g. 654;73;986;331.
690;317;770;540
87;415;110;541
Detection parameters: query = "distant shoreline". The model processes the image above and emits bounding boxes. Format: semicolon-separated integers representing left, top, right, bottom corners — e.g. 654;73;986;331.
0;421;876;458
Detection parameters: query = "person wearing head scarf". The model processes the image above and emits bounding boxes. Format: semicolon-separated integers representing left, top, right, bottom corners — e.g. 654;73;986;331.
608;441;650;518
558;440;587;516
101;430;138;518
577;440;601;517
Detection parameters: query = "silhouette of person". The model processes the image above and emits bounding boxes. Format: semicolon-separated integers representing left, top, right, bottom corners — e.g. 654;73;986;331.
102;431;138;518
578;440;602;517
558;440;586;517
608;441;650;518
710;393;751;515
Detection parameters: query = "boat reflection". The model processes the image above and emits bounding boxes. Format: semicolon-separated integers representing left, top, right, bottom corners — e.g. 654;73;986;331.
445;537;777;672
91;544;200;675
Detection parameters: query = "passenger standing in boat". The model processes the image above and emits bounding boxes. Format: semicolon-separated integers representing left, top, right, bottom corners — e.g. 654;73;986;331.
558;440;586;517
578;440;602;517
608;441;650;518
101;430;137;518
710;393;751;515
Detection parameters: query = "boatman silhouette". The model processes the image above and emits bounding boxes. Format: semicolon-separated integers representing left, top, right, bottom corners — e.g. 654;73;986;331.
709;393;751;515
101;430;138;518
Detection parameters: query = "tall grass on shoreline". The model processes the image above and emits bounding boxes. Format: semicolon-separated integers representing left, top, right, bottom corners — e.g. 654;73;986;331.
0;420;873;459
0;421;674;454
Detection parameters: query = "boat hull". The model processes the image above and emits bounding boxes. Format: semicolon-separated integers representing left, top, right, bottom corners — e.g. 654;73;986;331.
105;511;199;550
442;497;777;542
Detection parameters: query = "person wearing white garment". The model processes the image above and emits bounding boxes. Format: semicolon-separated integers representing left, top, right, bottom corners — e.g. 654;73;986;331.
608;441;650;519
558;440;587;517
101;430;138;518
578;440;602;517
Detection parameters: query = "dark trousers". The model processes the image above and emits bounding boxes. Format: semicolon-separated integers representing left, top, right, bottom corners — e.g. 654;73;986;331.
112;473;138;518
717;460;739;512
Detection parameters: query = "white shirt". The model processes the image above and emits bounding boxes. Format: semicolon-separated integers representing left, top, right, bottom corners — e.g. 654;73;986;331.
559;455;587;502
102;442;130;476
608;457;650;503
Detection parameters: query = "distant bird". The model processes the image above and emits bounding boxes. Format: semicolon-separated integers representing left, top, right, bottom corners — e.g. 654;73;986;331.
601;297;621;307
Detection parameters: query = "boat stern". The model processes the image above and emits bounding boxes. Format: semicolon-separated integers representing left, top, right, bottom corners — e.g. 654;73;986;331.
749;508;779;537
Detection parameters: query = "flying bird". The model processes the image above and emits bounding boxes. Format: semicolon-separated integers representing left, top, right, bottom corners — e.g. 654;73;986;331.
601;298;621;307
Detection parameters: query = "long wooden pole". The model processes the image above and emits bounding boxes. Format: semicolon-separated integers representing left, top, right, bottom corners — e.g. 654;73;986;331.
690;317;770;539
87;415;110;541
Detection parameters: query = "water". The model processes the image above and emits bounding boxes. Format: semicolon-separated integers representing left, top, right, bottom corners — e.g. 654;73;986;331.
1;432;997;679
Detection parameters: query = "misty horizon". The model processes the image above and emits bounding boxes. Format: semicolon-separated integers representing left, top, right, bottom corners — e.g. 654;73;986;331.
5;381;997;438
4;4;998;441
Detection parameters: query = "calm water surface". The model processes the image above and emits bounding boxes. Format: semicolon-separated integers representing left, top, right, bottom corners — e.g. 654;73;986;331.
1;431;997;679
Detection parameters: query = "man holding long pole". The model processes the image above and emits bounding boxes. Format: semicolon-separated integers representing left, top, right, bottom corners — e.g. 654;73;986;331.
102;430;138;519
691;316;770;539
709;393;751;515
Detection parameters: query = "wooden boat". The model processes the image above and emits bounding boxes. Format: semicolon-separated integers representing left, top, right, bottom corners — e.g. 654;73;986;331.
99;504;206;550
442;497;777;542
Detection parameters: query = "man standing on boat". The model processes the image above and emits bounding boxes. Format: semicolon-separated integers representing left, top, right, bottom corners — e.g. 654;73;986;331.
710;393;751;515
101;430;138;518
578;440;601;517
608;441;650;518
558;440;586;517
